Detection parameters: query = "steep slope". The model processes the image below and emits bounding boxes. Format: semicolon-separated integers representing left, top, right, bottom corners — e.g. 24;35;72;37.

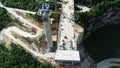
83;7;120;62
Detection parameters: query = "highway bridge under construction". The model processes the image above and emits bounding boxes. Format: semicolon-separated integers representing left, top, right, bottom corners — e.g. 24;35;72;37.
0;0;86;68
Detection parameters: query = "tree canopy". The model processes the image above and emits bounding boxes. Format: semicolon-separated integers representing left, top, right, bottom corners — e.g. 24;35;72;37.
0;43;53;68
75;0;120;27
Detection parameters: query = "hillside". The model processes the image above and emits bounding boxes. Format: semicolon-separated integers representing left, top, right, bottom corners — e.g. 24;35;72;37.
0;0;120;67
0;0;53;68
75;0;120;65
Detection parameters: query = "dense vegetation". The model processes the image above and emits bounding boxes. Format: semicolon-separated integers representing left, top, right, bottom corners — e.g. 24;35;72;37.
0;43;53;68
0;8;12;30
75;0;120;27
1;0;39;10
75;0;116;6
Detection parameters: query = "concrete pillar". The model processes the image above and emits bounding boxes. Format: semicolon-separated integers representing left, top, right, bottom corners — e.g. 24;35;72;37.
43;19;53;52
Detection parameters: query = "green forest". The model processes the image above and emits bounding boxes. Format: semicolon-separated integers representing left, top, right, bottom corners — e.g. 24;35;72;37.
0;0;120;67
0;43;53;68
75;0;120;27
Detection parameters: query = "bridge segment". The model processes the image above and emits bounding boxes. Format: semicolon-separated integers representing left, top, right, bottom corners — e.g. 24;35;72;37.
55;0;80;66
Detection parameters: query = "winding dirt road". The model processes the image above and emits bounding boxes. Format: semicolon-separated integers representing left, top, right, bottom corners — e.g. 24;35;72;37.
0;2;56;64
